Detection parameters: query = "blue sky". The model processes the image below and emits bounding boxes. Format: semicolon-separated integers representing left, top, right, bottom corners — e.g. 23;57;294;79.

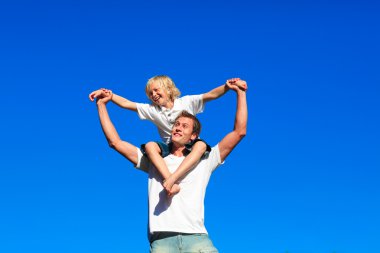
1;0;379;252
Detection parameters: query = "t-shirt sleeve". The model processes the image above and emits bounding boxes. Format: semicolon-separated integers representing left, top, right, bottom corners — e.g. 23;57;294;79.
181;95;205;115
135;148;150;173
136;102;155;120
204;144;224;173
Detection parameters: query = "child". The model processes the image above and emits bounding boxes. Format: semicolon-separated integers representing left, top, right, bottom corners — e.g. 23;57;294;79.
89;76;247;196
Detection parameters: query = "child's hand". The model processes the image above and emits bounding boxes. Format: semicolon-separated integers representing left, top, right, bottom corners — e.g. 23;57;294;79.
167;183;181;197
89;88;111;101
226;78;240;91
234;80;248;91
95;89;113;104
164;176;180;197
163;176;176;193
226;78;247;91
226;78;240;84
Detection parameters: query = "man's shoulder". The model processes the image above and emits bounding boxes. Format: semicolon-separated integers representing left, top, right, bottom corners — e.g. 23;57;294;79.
202;145;220;159
197;145;222;172
135;148;151;173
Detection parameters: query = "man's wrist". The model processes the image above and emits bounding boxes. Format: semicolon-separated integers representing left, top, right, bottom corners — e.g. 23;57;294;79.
96;100;107;106
237;88;246;95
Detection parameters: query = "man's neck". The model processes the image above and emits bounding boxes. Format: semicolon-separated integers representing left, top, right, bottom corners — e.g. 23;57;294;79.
170;143;187;157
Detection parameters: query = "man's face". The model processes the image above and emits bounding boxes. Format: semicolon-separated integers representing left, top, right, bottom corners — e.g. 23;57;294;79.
171;117;197;145
148;81;170;107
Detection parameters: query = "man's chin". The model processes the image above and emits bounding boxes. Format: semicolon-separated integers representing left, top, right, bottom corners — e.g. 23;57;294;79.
171;138;187;146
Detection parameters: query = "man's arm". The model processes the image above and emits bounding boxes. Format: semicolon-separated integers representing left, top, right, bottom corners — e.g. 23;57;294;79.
218;80;248;161
96;93;140;166
89;88;137;112
202;78;247;103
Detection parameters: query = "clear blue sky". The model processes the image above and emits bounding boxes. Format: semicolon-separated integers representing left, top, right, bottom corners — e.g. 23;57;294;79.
1;1;379;252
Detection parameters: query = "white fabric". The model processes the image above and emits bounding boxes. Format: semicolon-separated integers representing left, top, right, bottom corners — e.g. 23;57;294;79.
136;95;204;144
136;145;223;235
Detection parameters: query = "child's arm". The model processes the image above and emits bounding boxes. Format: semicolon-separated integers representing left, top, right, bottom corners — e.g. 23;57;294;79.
111;93;137;112
202;78;247;103
163;141;207;194
144;142;181;196
89;88;137;112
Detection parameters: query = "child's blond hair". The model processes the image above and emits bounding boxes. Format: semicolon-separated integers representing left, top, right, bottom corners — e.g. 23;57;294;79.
145;75;181;102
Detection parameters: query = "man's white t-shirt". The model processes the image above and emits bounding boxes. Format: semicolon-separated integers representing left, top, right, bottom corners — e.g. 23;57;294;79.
136;145;223;235
135;95;204;144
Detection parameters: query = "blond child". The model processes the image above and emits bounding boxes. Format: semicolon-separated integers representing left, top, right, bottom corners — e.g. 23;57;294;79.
89;76;247;196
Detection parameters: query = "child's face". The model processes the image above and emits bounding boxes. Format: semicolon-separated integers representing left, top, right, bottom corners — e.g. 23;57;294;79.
148;81;170;107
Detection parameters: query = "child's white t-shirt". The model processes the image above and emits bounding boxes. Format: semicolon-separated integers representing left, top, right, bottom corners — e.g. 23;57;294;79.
135;95;204;144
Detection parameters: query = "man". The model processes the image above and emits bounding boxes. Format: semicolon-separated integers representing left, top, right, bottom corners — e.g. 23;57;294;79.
95;79;247;252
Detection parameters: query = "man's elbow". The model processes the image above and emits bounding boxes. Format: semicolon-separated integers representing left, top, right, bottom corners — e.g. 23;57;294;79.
108;139;123;151
236;128;247;139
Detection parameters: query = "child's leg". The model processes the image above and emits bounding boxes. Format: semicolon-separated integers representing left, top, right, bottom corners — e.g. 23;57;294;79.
144;142;180;196
163;141;207;193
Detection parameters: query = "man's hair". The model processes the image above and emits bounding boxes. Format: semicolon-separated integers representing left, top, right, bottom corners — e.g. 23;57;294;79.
145;75;181;102
174;110;202;137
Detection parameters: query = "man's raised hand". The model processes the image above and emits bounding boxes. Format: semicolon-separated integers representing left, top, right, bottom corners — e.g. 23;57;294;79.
89;88;112;101
95;89;113;104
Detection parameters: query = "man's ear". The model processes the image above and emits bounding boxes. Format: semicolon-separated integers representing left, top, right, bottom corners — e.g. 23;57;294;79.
190;133;198;141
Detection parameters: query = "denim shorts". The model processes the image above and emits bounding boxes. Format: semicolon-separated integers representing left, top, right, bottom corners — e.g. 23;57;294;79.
141;139;211;158
150;232;218;253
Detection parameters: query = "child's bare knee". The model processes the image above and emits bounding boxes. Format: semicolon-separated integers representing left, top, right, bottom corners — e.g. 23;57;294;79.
193;141;207;152
145;142;161;154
